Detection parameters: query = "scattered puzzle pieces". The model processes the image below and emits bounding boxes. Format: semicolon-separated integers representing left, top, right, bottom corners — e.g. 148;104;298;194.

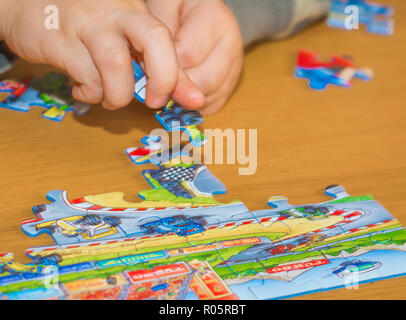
328;0;394;36
295;49;373;90
0;73;90;121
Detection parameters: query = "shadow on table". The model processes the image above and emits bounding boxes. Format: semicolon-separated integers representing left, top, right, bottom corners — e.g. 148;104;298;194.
73;100;157;136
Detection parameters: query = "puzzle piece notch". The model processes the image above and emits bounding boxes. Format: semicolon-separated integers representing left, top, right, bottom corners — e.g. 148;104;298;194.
328;0;394;36
295;49;373;90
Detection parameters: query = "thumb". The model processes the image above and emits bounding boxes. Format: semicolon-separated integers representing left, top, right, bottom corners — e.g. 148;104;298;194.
171;66;206;110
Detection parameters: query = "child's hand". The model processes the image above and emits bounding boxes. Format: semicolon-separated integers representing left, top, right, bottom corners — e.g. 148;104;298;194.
146;0;243;115
0;0;205;110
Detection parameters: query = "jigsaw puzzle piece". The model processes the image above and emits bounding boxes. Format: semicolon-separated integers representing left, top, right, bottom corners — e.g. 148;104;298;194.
0;74;90;121
0;80;43;112
295;50;373;90
133;60;147;103
155;100;207;146
324;185;350;200
132;61;206;146
142;163;226;201
126;135;191;167
126;135;168;165
328;0;394;36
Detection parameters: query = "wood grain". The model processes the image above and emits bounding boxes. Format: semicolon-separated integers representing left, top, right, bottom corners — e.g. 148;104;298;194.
0;0;404;299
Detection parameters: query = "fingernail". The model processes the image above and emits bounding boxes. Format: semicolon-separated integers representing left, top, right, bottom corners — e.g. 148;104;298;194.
188;89;205;106
149;95;169;108
102;100;117;110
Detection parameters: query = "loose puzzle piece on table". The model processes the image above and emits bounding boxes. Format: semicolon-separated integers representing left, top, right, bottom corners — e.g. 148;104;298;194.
8;132;406;300
132;61;206;147
327;0;394;36
295;49;373;90
0;73;90;121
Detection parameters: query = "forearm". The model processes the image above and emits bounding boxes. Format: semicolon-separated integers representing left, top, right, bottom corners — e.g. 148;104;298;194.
225;0;331;47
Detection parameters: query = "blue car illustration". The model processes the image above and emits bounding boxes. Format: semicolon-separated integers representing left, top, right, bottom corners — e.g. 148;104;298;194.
333;260;382;278
139;215;206;237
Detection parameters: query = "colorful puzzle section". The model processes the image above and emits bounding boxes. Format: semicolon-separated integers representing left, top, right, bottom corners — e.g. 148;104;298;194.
0;73;90;121
295;49;373;90
2;136;406;299
327;0;394;36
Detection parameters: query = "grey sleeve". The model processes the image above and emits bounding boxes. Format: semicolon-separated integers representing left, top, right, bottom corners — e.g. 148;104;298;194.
225;0;331;47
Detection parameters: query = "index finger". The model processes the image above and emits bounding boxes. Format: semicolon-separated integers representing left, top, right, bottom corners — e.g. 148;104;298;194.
119;11;179;108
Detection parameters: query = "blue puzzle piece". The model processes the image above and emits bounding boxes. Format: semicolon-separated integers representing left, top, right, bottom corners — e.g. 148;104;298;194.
328;0;394;36
155;101;206;147
295;66;373;90
132;61;206;146
133;60;146;103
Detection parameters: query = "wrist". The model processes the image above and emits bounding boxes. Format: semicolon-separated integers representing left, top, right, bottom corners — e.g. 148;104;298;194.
0;0;15;40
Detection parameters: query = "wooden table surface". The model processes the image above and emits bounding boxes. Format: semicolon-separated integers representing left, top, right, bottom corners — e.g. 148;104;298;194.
0;0;405;300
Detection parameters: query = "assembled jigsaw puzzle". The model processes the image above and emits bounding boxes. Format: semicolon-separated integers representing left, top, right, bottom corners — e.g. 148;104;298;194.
0;73;90;121
327;0;394;36
132;61;206;147
1;135;406;300
295;49;373;90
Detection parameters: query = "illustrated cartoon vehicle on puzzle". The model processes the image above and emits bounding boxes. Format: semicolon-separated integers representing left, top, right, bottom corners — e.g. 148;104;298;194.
332;260;382;278
0;253;60;275
139;215;207;237
34;212;121;240
282;205;330;220
267;244;294;255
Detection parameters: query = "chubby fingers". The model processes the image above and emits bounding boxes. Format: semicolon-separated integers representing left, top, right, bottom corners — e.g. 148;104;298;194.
81;30;134;109
171;67;206;109
174;1;226;69
80;7;204;110
120;10;206;109
199;56;243;116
